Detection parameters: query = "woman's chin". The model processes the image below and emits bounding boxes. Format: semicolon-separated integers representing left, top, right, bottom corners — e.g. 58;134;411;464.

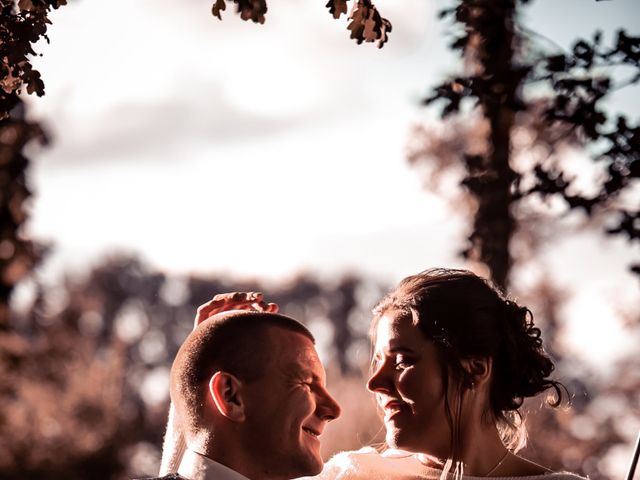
385;428;432;455
385;428;411;451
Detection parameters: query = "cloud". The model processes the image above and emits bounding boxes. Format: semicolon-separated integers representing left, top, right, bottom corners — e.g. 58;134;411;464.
35;83;313;166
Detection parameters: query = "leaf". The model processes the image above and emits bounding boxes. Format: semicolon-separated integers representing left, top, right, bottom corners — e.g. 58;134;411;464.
346;0;391;48
606;210;640;241
326;0;348;19
212;0;267;24
376;18;392;49
572;39;594;68
437;7;456;20
236;0;268;24
17;0;35;11
211;0;226;20
546;54;567;73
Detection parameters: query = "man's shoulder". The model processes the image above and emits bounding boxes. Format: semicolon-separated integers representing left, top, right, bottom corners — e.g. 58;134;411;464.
133;474;188;480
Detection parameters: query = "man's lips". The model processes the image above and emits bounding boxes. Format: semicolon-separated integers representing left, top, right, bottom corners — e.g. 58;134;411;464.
302;425;322;438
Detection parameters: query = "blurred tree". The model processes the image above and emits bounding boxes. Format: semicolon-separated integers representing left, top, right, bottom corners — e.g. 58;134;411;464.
0;254;376;478
407;1;639;477
0;102;46;329
1;0;67;328
409;0;639;289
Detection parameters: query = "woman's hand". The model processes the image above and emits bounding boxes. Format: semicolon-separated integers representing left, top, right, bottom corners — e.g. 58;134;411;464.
194;291;279;329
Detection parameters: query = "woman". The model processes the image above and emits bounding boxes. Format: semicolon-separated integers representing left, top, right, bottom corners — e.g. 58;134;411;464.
314;268;584;479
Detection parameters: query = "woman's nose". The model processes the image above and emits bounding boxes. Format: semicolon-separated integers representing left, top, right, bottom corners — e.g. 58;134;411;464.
366;363;389;393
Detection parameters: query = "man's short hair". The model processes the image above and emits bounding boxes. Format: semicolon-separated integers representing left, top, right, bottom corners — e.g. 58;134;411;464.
170;310;314;436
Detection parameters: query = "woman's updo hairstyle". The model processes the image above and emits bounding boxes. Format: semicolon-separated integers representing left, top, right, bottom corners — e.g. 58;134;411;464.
372;268;565;452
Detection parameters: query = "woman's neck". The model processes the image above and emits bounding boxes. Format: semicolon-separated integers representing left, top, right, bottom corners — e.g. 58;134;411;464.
413;419;509;475
457;421;509;475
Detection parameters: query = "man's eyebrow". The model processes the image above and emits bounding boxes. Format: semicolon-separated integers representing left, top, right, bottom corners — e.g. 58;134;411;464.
306;370;327;385
286;365;316;380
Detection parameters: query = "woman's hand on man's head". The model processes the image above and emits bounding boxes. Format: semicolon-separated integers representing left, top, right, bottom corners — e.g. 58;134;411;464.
194;292;279;329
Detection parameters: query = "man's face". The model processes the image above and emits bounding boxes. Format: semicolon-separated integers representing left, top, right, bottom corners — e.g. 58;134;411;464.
240;327;341;480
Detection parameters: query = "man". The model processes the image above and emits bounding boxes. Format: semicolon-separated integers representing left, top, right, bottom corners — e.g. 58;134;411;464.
140;293;341;480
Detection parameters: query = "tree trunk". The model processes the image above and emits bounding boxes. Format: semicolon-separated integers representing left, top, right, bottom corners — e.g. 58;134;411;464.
466;0;519;290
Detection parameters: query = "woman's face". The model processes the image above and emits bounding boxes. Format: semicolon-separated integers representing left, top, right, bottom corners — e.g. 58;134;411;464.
366;311;452;458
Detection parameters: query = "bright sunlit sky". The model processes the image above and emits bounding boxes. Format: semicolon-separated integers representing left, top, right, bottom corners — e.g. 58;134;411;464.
24;0;639;365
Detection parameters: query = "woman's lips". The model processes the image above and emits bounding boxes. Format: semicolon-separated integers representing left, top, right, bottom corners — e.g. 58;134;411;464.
382;400;406;421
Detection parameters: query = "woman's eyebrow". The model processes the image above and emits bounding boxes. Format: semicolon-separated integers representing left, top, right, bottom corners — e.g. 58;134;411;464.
387;346;416;354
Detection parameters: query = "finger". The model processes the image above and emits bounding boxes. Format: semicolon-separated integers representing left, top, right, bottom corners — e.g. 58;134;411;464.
250;292;263;302
195;295;242;327
194;292;271;328
266;302;279;313
196;299;224;321
200;292;255;314
212;291;260;302
250;300;267;311
212;292;244;302
220;301;268;312
195;296;260;326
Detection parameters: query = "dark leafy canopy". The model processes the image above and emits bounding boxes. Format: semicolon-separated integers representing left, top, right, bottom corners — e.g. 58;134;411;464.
1;0;65;327
423;0;639;283
211;0;392;48
0;0;67;119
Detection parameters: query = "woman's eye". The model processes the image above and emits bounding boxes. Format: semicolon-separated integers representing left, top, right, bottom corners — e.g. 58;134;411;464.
394;355;413;369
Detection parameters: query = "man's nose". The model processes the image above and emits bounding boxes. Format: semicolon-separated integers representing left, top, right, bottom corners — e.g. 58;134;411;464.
316;387;341;421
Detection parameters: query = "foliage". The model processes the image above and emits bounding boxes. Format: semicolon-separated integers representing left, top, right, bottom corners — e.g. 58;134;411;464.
0;0;66;118
0;1;637;479
211;0;392;48
407;1;640;477
415;0;639;287
0;0;66;328
0;101;46;328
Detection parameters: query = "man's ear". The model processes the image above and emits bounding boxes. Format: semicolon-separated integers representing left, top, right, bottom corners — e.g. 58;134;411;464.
461;357;492;389
209;371;245;422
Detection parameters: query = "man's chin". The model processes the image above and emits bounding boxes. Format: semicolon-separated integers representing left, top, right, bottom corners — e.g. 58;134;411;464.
297;452;324;477
267;454;323;480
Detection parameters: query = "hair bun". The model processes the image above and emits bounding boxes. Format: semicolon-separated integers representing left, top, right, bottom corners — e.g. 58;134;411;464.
497;300;560;407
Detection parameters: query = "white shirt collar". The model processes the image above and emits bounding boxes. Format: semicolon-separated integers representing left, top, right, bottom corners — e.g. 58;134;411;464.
177;449;251;480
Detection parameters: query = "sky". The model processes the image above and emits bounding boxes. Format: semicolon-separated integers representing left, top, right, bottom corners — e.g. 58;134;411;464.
22;0;640;366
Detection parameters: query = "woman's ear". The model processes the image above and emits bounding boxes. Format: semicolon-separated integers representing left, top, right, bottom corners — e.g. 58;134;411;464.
461;357;493;389
209;371;245;422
